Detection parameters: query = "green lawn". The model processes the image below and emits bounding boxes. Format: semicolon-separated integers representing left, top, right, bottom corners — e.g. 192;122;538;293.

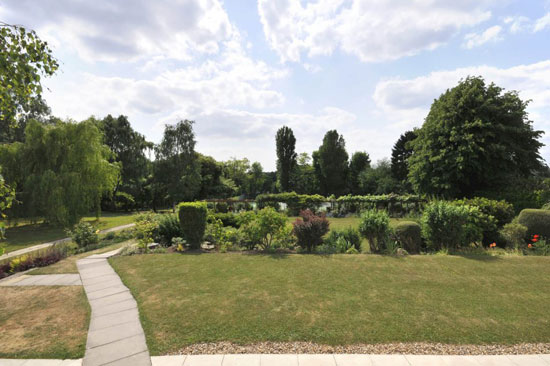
2;212;139;254
111;253;550;355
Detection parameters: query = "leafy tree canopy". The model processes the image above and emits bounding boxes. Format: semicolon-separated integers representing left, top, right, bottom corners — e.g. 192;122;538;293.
315;130;349;196
349;151;371;194
1;23;58;140
276;126;297;192
409;76;544;198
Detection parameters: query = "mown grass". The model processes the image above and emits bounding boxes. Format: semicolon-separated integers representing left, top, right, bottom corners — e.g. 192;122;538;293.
111;253;550;355
3;212;139;253
0;286;90;359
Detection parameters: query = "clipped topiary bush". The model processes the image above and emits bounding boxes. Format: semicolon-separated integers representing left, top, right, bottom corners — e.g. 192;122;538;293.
358;209;391;253
499;222;527;249
392;221;422;253
178;202;208;249
517;209;550;238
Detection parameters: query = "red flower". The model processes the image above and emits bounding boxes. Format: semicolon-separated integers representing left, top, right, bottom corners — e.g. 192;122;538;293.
528;243;533;248
532;238;538;243
533;235;540;239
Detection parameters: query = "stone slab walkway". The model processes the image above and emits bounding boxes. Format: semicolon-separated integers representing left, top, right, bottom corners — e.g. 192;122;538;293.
77;248;151;366
0;223;135;261
0;274;82;286
3;354;550;366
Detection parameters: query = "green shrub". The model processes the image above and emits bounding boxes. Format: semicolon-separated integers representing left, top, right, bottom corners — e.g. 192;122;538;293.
454;197;512;244
67;222;99;248
461;205;496;246
530;237;550;256
135;213;159;252
103;231;116;241
323;227;362;253
292;209;330;252
215;202;229;213
156;213;183;245
178;202;208;249
239;207;288;250
358;209;391;253
517;209;550;238
421;201;471;251
211;212;239;228
392;221;422;253
499;222;527;249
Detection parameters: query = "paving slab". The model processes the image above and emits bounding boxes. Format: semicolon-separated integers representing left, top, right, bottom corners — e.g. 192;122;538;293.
0;274;82;287
369;355;410;366
406;355;447;365
471;355;516;366
507;355;549;365
260;354;298;366
298;354;337;366
183;355;224;366
221;354;260;366
78;254;150;366
334;354;373;366
151;355;187;366
440;355;482;365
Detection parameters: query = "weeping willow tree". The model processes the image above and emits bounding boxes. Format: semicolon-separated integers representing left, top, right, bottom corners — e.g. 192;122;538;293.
0;119;119;226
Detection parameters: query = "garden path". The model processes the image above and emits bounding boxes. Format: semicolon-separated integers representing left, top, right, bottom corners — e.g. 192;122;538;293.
0;223;135;261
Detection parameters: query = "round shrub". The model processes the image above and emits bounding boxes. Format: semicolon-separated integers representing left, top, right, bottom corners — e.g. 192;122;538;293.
392;221;422;253
421;201;471;251
517;209;550;238
454;197;514;227
358;209;391;253
499;222;527;249
156;213;183;246
323;227;362;253
292;209;330;252
67;222;99;248
178;202;207;249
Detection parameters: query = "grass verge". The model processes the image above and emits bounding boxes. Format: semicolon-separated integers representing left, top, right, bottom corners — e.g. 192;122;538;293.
0;286;90;359
111;253;550;355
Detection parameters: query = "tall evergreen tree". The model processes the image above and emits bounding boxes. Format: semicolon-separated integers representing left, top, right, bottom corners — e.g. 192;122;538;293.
349;151;371;194
275;126;297;192
316;130;349;196
390;130;416;190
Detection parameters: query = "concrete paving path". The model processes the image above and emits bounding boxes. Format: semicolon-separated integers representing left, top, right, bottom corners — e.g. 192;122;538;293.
0;274;81;286
77;248;151;366
2;354;550;366
0;223;135;261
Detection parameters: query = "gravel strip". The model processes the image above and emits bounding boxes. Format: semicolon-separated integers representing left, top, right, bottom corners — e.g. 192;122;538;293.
173;341;550;355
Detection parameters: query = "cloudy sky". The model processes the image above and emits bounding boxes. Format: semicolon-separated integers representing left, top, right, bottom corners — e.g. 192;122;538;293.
1;0;550;170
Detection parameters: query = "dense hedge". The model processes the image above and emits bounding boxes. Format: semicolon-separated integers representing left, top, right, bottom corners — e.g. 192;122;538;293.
392;221;422;253
336;194;425;216
453;197;514;228
517;209;550;238
256;192;325;215
178;202;208;248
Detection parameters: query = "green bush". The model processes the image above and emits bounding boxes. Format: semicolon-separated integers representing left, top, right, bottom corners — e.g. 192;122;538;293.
530;237;550;256
134;212;159;252
256;192;325;215
215;202;229;213
292;209;330;252
239;207;288;250
211;212;239;228
499;222;527;249
454;197;512;244
421;201;471;251
358;209;391;253
323;227;362;253
517;209;550;238
156;213;183;246
392;221;422;253
178;202;208;249
67;222;99;248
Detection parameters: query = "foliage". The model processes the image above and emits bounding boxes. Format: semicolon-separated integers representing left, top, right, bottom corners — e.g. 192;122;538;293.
239;207;288;250
211;212;239;228
292;209;330;252
197;154;224;198
408;76;544;198
205;215;227;249
460;204;496;246
98;114;152;210
0;23;58;141
421;201;473;250
0;120;119;226
256;192;325;215
0;170;15;246
499;222;527;249
315;130;349;196
292;153;319;195
177;202;207;249
358;159;399;195
276;126;297;192
135;213;159;252
349;151;371;194
154;120;201;206
322;227;361;253
335;194;424;217
0;245;68;278
391;221;422;253
155;213;183;246
247;162;265;198
390;130;416;190
358;209;391;253
529;236;550;256
67;222;99;248
222;157;250;196
517;209;550;239
454;197;514;228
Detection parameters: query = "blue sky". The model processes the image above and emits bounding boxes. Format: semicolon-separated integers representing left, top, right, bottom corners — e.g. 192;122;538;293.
1;0;550;170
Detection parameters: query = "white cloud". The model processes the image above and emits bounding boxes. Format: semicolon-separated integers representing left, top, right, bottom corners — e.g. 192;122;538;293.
534;12;550;32
258;0;492;63
0;0;235;62
503;16;529;34
463;25;502;49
